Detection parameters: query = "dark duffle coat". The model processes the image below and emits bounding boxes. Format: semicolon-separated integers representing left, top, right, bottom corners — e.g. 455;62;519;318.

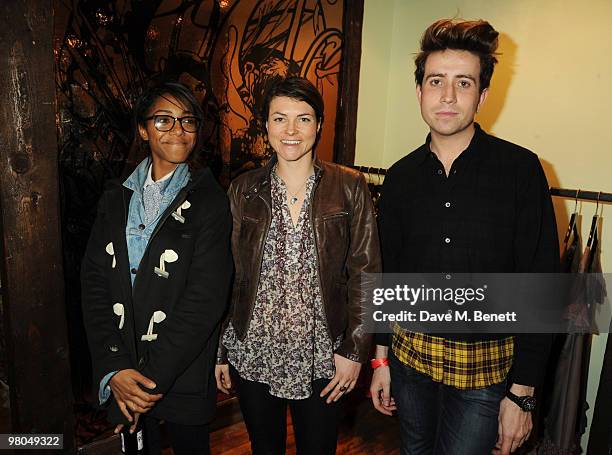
81;167;232;425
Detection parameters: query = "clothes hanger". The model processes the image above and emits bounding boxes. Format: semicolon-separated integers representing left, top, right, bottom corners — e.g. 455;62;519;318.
365;167;373;187
586;192;601;249
563;189;580;245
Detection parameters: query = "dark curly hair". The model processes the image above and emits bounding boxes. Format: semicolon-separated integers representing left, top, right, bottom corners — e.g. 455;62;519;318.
415;19;499;93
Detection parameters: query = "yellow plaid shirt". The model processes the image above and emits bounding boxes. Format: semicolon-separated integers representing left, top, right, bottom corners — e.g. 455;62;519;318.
391;324;514;389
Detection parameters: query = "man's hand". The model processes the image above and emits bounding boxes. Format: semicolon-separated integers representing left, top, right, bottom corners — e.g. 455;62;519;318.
320;354;362;404
493;384;534;455
110;369;163;421
215;364;232;394
370;365;396;415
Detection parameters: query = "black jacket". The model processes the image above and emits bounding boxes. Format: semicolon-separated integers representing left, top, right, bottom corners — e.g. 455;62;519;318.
82;168;232;425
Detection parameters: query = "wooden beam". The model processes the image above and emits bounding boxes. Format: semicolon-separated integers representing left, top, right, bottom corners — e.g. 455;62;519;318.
333;0;365;166
0;1;75;450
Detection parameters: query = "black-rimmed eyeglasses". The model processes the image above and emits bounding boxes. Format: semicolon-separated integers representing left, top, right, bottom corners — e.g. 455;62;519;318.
145;115;201;133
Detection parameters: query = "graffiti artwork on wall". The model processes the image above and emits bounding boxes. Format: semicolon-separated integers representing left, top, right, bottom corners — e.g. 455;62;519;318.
56;0;344;185
210;0;343;175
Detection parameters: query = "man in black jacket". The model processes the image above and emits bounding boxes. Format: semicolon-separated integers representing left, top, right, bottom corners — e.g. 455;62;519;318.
369;19;559;455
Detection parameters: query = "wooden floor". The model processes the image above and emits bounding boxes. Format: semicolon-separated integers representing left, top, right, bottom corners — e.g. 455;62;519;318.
208;391;400;455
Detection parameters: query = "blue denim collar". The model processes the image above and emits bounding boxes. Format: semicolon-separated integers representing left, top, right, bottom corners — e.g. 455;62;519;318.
123;156;190;197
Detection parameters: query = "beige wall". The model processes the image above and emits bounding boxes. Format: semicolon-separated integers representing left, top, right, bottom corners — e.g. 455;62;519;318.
356;0;612;450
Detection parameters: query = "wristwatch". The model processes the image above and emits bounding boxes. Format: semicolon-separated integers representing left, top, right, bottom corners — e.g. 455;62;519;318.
506;390;536;412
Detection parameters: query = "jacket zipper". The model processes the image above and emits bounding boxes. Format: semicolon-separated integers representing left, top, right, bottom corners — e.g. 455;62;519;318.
310;169;333;340
321;211;349;221
239;183;272;339
308;168;336;381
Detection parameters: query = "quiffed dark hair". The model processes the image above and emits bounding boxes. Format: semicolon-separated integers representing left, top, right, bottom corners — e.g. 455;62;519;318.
132;81;205;166
415;19;499;92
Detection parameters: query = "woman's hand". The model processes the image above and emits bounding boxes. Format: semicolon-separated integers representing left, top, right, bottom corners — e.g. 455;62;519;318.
320;354;362;404
370;365;396;415
109;369;162;421
215;364;232;394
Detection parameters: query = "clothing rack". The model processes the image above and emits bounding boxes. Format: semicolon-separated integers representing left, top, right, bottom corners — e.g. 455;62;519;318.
350;165;387;176
549;188;612;204
351;165;611;204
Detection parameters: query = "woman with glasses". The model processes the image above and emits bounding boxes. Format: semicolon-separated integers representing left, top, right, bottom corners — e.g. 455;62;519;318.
82;81;232;454
215;77;381;454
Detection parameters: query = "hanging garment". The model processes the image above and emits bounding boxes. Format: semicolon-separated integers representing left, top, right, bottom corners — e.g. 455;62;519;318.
561;222;581;273
539;223;607;454
367;182;383;216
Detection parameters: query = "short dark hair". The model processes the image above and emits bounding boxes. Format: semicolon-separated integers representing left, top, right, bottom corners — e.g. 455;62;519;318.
415;19;499;92
132;81;205;166
260;76;324;125
260;76;324;150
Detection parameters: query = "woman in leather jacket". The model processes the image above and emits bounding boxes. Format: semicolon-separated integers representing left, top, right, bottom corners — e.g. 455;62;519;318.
215;76;381;455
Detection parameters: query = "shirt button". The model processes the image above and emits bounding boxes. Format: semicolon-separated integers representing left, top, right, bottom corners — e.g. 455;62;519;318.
437;169;443;175
139;224;145;230
444;237;451;244
445;202;451;208
453;170;457;174
131;267;137;274
138;357;145;368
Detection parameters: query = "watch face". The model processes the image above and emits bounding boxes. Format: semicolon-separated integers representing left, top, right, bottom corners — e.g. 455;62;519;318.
520;396;537;412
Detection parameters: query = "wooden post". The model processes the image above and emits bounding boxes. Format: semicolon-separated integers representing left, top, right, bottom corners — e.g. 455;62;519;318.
0;1;75;451
334;0;364;166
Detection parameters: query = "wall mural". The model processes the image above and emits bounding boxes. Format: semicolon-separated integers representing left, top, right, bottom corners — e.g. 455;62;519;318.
56;0;343;183
54;0;348;446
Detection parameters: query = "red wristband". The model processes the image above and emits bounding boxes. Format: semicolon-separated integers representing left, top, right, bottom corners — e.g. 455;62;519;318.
371;358;389;369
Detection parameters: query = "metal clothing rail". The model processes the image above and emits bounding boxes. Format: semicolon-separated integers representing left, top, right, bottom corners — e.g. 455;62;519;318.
350;165;387;176
351;165;611;204
549;188;612;204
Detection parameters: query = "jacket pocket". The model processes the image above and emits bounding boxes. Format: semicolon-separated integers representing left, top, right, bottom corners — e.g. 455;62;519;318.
321;211;349;221
317;212;350;269
169;342;215;396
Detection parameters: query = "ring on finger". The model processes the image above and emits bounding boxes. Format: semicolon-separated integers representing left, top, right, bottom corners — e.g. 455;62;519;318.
339;385;348;392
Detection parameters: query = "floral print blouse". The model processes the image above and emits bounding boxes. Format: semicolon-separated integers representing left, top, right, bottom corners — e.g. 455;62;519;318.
223;169;339;399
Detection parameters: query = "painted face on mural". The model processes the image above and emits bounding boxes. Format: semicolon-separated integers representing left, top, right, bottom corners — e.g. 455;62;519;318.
138;94;197;179
417;49;488;140
266;96;320;165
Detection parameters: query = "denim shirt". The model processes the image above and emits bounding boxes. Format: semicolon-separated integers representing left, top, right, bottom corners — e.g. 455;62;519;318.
123;157;190;285
99;156;190;404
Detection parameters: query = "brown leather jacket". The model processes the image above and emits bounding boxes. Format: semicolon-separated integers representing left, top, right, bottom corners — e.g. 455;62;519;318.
217;156;381;364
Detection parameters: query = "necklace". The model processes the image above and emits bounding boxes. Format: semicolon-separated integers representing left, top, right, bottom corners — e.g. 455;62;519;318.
274;164;313;205
288;178;309;205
